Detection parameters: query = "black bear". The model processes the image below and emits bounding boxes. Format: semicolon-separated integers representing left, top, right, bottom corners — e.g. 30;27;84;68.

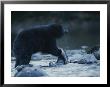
13;24;68;68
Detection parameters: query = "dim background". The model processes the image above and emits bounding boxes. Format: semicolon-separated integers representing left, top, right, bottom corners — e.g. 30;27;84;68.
11;11;100;50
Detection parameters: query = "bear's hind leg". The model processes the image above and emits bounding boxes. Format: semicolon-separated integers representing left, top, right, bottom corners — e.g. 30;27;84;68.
20;54;31;65
15;57;20;68
15;54;32;68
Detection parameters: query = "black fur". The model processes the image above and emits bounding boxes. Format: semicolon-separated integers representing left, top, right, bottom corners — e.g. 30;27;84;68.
13;24;65;68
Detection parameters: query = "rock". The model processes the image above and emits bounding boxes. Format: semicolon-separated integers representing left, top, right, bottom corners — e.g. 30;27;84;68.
69;54;97;64
49;61;65;67
15;66;48;77
85;45;100;54
93;50;100;60
16;64;33;72
77;54;97;64
69;54;83;62
31;53;42;60
81;45;100;60
78;59;88;64
49;62;57;67
31;53;57;60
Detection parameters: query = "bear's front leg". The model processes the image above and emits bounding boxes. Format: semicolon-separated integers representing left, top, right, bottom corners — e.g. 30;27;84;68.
50;48;68;65
56;48;68;65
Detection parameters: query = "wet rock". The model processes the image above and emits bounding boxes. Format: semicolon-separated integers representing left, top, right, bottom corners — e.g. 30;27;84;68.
81;45;100;60
31;53;57;60
69;54;97;64
49;62;57;67
80;46;88;54
16;64;33;72
15;66;48;77
69;54;83;62
31;53;42;60
49;61;65;67
85;45;100;54
78;54;97;64
93;50;100;60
